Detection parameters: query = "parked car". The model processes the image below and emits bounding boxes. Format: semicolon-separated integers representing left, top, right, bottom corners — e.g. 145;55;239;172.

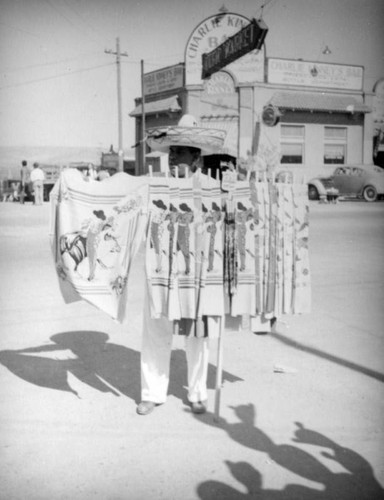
307;176;339;202
308;164;384;202
331;165;384;202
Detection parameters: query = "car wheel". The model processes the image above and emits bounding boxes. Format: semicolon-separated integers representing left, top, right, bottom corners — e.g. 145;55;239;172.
363;185;377;202
308;185;319;200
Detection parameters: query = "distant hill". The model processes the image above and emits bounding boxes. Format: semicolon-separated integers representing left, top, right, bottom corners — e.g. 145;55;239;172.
0;146;135;179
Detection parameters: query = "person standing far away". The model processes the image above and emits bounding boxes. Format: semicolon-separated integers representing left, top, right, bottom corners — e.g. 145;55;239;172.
97;168;110;181
20;160;30;204
136;114;226;417
30;162;45;205
87;163;97;181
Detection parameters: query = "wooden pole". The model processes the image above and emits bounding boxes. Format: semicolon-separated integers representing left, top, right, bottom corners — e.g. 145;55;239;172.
141;59;146;176
104;39;128;172
214;315;224;422
116;38;124;172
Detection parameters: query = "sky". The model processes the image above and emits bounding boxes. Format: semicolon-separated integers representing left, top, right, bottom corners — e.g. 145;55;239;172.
1;0;383;150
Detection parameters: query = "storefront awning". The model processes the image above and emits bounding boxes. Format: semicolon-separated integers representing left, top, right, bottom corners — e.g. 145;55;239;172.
129;95;181;117
268;92;371;113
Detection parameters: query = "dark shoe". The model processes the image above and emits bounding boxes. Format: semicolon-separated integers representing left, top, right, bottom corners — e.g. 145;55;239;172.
136;401;157;416
254;317;277;335
190;401;207;414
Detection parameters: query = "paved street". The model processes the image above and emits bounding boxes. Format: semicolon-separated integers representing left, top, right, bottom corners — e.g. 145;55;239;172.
0;200;383;499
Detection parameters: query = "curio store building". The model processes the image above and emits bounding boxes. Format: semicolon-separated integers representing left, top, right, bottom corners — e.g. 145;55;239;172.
130;11;374;178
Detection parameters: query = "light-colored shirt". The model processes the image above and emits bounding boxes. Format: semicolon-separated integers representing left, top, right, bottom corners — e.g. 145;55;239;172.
30;168;45;182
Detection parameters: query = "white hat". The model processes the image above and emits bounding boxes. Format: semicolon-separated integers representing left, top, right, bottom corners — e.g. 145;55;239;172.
146;114;226;156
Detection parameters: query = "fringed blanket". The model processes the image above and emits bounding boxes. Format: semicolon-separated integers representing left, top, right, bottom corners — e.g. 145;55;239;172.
49;169;148;322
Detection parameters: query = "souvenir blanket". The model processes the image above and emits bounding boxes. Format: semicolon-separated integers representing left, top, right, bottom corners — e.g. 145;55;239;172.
50;169;148;323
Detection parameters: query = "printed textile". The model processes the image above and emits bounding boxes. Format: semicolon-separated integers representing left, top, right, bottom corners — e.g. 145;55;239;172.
225;179;311;319
145;174;225;324
49;169;148;323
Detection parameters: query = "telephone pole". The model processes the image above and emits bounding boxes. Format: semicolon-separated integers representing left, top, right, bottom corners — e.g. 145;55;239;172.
105;37;128;172
141;59;146;176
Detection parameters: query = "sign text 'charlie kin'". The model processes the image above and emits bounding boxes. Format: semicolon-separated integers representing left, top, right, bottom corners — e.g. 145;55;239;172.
201;18;268;79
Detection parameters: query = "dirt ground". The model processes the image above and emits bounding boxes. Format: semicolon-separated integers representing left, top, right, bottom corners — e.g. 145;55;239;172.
0;200;383;500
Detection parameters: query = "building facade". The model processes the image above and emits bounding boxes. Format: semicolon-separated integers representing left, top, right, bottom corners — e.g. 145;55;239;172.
130;11;375;178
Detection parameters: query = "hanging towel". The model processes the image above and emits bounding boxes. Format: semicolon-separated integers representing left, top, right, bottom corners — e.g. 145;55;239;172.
229;181;257;317
197;177;225;318
146;177;181;320
292;184;311;314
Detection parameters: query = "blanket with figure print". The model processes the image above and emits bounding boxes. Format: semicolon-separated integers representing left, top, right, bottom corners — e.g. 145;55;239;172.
49;168;148;323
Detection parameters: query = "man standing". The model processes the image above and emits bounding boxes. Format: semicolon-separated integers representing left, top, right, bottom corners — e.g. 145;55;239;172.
136;115;226;416
20;160;30;204
30;162;45;205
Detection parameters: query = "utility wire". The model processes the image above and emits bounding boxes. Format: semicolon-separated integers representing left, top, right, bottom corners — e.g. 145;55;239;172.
4;51;102;73
62;0;112;46
70;66;115;123
0;21;39;38
256;0;279;19
0;63;114;90
42;0;109;47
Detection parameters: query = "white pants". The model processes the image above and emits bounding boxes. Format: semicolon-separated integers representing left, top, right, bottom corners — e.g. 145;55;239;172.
33;180;44;205
140;288;209;404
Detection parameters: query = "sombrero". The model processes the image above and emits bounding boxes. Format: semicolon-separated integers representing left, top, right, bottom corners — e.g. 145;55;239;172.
146;114;226;156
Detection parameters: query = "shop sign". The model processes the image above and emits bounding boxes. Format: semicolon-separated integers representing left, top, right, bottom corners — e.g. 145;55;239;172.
185;13;265;85
262;105;280;127
268;58;363;91
203;71;236;95
373;78;384;124
202;18;268;79
143;64;184;96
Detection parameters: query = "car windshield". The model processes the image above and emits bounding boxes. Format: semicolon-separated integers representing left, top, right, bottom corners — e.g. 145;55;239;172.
335;165;383;176
373;166;384;174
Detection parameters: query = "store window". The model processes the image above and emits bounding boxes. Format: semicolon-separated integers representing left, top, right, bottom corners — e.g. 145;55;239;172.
280;125;305;164
324;127;347;164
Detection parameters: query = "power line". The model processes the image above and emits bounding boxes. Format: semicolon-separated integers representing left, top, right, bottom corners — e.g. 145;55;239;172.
0;63;114;90
62;0;111;46
41;0;109;47
0;21;39;38
70;66;115;124
3;51;102;73
256;0;279;19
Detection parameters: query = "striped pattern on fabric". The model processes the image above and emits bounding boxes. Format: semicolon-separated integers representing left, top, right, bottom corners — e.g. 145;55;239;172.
51;169;311;333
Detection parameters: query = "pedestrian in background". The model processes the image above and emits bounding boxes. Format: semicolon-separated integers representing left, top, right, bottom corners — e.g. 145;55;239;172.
86;163;97;181
20;160;30;204
30;162;45;205
97;168;110;181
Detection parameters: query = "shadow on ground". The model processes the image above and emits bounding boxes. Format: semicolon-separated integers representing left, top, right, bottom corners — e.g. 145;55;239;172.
270;331;384;383
0;330;242;403
195;403;384;500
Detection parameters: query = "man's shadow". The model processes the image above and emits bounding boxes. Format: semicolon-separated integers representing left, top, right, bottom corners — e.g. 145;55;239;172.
0;330;242;403
195;404;384;500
